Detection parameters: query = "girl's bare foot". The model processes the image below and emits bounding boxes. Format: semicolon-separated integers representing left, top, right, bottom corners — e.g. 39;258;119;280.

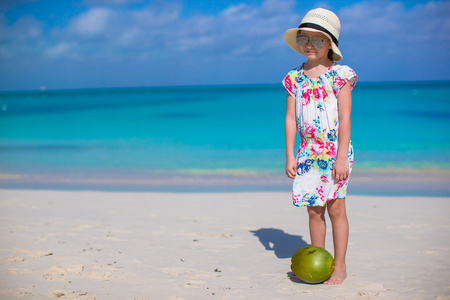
324;264;347;285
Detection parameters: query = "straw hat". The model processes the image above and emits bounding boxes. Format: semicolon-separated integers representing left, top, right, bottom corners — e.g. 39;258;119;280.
284;8;343;61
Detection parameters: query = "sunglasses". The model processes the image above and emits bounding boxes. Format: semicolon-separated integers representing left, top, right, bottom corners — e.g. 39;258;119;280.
296;34;325;49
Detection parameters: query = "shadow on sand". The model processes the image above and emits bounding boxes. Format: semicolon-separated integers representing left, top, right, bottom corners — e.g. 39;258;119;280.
251;228;330;285
250;228;309;259
286;271;324;284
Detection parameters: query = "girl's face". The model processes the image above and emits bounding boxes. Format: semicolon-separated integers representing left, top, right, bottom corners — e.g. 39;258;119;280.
299;30;332;62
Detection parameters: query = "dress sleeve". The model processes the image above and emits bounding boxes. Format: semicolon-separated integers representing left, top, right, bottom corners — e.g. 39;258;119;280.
282;69;298;98
333;65;357;94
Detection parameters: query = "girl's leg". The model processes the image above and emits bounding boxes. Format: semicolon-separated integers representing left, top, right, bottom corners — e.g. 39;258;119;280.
307;206;326;248
324;198;349;285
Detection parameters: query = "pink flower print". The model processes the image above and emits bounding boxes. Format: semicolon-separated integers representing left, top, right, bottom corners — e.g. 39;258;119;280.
298;130;304;139
305;123;317;140
311;138;325;155
298;129;307;148
321;175;329;183
310;86;329;101
313;88;320;99
348;69;356;78
334;180;346;199
300;138;308;151
326;142;337;156
334;77;347;88
320;86;328;99
302;89;312;106
284;76;293;94
293;194;300;205
316;186;325;201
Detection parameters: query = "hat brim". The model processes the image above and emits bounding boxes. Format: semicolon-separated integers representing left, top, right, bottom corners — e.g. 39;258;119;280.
284;28;343;61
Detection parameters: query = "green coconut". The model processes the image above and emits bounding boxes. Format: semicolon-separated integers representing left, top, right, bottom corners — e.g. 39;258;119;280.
290;246;335;284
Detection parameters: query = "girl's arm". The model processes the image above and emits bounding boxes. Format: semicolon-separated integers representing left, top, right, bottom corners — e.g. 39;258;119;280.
332;81;352;182
285;91;297;179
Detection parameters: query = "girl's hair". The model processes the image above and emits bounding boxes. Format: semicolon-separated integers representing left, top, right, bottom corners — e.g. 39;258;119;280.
328;49;334;61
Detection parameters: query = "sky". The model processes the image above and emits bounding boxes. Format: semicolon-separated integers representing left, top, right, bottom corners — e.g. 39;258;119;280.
0;0;449;91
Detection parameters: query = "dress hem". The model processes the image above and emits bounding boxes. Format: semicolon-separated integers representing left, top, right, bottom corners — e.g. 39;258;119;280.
293;196;347;207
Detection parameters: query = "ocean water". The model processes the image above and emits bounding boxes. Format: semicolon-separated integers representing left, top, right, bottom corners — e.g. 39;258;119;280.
0;82;449;192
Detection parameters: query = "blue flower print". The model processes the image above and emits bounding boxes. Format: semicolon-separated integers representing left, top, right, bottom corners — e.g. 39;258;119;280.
329;69;338;77
317;159;328;170
329;157;336;169
317;102;324;112
327;129;336;141
306;194;319;205
297;159;314;176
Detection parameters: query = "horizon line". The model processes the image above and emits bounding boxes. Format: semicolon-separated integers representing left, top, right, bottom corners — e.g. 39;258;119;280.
1;79;449;94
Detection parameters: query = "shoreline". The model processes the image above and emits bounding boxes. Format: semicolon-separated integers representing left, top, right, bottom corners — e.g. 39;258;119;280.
0;166;449;196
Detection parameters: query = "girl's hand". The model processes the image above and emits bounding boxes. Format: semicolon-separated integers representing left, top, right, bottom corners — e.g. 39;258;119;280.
285;157;297;179
332;158;349;182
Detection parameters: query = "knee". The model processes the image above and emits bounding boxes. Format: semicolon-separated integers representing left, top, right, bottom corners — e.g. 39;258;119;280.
307;206;325;220
327;201;347;220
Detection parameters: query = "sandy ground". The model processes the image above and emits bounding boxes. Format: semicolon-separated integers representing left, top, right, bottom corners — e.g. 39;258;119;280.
0;189;449;299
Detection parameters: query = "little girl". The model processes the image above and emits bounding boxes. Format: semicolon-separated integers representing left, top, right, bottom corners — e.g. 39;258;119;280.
282;8;357;285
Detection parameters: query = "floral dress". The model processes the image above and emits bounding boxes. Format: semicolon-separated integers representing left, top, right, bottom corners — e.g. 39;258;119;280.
282;62;357;207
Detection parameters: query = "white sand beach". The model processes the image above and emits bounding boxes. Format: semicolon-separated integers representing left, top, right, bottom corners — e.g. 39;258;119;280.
0;189;449;299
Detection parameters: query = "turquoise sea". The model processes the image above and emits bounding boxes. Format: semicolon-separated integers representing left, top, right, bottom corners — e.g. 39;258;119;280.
0;82;449;194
